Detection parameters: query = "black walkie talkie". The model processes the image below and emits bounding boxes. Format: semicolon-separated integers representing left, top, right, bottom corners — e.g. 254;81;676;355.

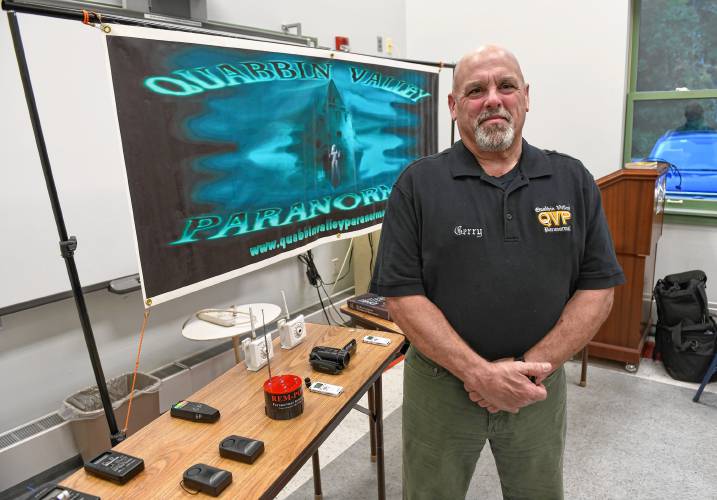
170;400;220;423
183;463;232;497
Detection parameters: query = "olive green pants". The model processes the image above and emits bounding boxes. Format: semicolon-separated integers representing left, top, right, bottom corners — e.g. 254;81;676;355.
402;346;567;500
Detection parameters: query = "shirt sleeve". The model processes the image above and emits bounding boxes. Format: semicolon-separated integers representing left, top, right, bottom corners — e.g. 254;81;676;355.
369;183;426;297
576;176;626;290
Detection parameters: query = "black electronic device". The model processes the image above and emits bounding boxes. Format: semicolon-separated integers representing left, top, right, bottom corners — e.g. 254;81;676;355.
170;400;220;423
182;463;232;497
84;450;144;485
309;339;357;374
25;483;99;500
219;435;264;464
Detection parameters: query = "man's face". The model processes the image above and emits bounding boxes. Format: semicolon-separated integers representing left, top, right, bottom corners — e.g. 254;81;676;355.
449;50;530;153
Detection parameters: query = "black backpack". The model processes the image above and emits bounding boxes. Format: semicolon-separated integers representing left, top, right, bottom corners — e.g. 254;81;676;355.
654;270;717;383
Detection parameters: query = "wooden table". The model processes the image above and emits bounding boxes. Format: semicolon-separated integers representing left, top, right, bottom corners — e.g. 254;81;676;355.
62;323;405;499
340;304;588;387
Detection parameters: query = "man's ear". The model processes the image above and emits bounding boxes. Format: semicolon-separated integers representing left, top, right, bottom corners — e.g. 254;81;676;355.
524;83;530;112
448;93;457;120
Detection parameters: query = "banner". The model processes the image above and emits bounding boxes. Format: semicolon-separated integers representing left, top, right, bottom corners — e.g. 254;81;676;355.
104;26;438;306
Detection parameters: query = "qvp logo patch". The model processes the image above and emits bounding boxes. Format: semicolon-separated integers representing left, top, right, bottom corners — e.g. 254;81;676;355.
535;204;572;233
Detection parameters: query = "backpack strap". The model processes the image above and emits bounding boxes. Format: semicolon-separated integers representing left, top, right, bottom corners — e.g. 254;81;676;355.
696;280;709;322
665;270;707;286
671;322;685;351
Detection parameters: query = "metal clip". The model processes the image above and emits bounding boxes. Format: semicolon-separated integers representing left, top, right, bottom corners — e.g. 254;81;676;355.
59;236;77;258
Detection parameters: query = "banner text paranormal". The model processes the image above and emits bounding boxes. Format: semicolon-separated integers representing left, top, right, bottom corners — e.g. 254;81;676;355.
172;184;391;245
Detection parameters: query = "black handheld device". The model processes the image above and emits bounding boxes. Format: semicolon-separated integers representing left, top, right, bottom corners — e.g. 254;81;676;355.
183;463;232;497
84;450;144;484
309;339;357;374
219;435;264;464
170;400;220;423
26;483;99;500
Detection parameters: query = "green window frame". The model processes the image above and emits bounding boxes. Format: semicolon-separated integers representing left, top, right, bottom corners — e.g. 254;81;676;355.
624;0;717;225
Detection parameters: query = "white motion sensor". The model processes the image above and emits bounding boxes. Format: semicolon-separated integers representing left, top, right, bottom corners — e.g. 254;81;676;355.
277;290;306;350
241;307;274;371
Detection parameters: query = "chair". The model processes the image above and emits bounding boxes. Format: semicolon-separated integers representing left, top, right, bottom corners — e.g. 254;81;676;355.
693;351;717;403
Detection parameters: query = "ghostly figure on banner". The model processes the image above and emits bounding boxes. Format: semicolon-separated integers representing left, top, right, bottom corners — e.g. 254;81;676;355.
329;144;342;186
315;80;358;190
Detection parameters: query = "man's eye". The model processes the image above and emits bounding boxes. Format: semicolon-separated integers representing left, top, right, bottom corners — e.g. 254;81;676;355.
467;87;483;96
500;83;517;92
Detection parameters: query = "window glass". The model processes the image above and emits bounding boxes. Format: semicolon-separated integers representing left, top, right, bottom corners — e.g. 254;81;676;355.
632;99;717;196
636;0;717;92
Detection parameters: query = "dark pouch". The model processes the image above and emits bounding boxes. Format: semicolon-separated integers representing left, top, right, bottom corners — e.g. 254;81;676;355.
658;318;717;383
654;270;708;326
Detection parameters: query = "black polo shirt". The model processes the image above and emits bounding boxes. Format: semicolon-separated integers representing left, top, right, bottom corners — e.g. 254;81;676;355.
369;139;625;361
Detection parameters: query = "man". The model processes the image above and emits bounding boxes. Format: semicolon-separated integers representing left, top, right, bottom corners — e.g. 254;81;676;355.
370;45;624;499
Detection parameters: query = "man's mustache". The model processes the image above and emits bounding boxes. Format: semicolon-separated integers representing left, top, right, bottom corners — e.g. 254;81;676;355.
477;110;512;125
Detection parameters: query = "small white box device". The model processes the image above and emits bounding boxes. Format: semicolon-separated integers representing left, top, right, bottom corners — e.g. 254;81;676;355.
241;307;274;371
308;381;344;397
197;309;239;327
363;335;391;346
241;337;274;371
278;290;306;349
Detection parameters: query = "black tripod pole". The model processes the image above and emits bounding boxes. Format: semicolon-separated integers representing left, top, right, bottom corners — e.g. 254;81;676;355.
7;10;125;446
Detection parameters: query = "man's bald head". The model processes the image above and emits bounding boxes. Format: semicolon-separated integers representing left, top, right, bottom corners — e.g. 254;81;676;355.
448;44;530;155
452;45;526;93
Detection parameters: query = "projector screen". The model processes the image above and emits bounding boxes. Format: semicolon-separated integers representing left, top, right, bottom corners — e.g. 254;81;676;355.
104;25;439;307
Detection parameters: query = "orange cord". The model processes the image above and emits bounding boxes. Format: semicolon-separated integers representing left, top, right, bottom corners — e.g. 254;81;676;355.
122;308;151;434
81;10;103;28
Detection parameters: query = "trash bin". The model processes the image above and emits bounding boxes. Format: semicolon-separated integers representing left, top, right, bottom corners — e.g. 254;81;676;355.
59;372;161;461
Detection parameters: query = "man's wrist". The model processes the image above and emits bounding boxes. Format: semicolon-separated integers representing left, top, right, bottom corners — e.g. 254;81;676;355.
459;354;492;383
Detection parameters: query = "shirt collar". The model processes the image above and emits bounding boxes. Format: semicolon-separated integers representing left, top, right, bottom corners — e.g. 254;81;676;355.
449;139;553;179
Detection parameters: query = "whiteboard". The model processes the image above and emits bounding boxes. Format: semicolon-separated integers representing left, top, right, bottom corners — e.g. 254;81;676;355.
1;13;137;312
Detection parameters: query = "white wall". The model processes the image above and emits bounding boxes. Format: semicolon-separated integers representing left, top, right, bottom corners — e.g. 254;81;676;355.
655;221;717;306
208;1;406;57
0;0;409;433
405;0;631;178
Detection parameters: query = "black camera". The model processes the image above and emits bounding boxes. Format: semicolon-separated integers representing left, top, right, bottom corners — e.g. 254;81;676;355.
309;339;357;374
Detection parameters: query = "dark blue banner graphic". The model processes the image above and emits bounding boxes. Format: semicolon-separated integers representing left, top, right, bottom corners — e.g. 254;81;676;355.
106;32;438;305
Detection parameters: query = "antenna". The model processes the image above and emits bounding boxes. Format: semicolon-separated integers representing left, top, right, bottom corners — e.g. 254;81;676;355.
280;290;290;320
262;309;272;379
249;306;256;339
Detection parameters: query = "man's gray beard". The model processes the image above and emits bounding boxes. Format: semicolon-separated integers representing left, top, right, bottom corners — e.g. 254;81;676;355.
474;122;515;152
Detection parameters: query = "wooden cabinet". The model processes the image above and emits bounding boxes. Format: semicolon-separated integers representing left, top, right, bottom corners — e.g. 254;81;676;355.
588;165;667;368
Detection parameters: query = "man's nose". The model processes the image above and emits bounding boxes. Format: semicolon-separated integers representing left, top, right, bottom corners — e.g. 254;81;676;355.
483;86;502;109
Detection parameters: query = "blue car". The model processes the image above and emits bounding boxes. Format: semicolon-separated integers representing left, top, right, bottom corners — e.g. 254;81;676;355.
648;130;717;197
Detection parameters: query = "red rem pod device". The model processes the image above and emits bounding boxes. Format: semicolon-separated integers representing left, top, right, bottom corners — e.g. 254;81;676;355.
263;374;304;420
257;310;304;420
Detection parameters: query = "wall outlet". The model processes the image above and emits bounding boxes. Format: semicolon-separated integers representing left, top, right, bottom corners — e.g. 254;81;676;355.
377;35;383;53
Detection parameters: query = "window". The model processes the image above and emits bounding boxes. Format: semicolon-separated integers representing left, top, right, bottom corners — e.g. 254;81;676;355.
626;0;717;217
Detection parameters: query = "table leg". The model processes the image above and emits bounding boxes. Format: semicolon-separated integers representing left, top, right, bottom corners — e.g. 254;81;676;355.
580;347;588;387
232;336;241;365
312;451;323;500
374;376;386;500
368;385;377;463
